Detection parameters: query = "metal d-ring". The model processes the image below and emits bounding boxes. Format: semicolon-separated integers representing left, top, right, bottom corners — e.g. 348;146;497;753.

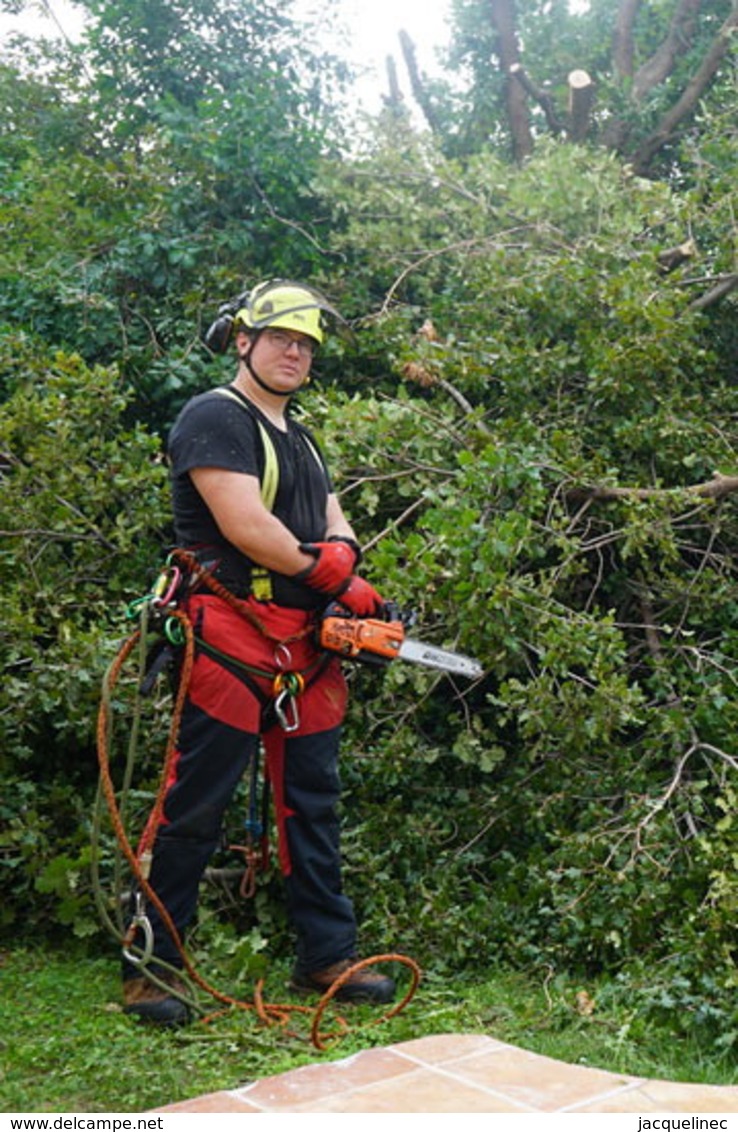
274;642;293;671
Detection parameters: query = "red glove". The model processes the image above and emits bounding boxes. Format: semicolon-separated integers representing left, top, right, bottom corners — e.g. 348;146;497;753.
336;576;385;617
296;540;359;594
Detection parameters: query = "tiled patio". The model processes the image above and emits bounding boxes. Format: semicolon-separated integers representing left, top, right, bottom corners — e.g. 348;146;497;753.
155;1033;738;1113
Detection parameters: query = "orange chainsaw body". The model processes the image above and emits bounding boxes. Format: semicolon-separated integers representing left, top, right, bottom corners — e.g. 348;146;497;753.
319;612;405;663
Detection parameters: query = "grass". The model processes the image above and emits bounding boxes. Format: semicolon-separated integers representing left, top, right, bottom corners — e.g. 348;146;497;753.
1;941;736;1113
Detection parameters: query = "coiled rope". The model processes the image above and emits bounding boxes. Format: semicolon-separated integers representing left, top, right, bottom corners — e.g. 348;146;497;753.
92;585;420;1050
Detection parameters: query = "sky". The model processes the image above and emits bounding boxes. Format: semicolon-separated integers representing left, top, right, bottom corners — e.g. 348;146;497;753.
0;0;456;114
297;0;455;111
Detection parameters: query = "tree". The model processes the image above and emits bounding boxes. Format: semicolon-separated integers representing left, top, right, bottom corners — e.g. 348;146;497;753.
308;131;738;1043
0;342;169;934
0;0;348;423
393;0;738;178
2;0;737;1051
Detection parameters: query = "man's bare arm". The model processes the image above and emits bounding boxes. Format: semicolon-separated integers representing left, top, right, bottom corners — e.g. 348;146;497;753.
189;466;315;575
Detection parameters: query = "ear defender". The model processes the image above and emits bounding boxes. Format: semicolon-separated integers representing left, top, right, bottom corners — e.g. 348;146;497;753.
203;305;236;354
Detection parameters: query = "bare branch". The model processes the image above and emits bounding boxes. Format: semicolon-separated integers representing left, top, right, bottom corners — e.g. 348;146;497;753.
697;742;738;774
489;0;533;160
634;745;696;837
568;70;595;143
612;0;642;78
0;529;108;543
340;468;426;497
567;471;738;505
633;8;738;172
688;272;738;312
399;29;442;135
342;165;485;207
633;0;702;99
377;225;545;314
509;63;563;134
640;595;665;666
250;178;332;256
362;495;434;553
402;339;494;433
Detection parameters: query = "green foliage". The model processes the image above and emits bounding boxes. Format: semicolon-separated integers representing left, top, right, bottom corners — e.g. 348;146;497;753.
299;137;738;1050
0;0;348;426
0;345;169;932
2;0;737;1061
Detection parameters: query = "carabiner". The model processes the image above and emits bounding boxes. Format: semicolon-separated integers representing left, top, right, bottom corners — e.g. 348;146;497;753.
164;616;185;646
125;595;150;620
122;891;154;967
151;566;182;608
274;686;300;732
272;671;305;733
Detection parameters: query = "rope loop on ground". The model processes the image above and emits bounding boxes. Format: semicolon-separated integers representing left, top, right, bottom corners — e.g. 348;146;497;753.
310;954;423;1051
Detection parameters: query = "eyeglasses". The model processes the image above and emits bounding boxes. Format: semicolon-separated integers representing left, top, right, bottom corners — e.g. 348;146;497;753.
264;329;315;358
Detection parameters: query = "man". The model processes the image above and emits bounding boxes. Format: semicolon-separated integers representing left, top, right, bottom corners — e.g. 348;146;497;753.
123;280;396;1025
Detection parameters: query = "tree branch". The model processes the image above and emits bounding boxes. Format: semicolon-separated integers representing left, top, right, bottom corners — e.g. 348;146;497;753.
361;495;431;553
567;471;738;505
383;53;406;117
632;0;702;99
632;8;738;173
250;177;332;255
688;272;738;312
0;529;109;543
399;29;442;135
489;0;533;160
398;29;439;134
612;0;642;78
567;70;595;143
509;63;563;134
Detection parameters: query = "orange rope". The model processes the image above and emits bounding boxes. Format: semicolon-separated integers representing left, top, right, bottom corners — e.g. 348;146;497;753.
169;548;315;644
96;604;421;1047
310;954;422;1051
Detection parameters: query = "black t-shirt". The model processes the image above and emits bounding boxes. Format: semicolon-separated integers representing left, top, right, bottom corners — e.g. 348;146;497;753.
168;385;333;608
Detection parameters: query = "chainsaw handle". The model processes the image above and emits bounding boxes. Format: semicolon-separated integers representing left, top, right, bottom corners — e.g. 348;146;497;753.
322;599;353;619
323;598;415;626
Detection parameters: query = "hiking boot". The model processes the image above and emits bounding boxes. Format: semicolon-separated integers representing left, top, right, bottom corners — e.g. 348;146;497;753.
123;970;191;1026
290;958;396;1004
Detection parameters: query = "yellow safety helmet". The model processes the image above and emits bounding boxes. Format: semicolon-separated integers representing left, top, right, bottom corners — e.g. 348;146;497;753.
204;279;343;354
234;280;335;345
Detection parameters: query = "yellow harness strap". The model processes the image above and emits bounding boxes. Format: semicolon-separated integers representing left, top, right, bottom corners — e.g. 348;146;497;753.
213;387;279;510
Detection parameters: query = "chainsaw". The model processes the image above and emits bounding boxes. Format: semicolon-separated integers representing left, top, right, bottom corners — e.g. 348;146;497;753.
319;602;483;679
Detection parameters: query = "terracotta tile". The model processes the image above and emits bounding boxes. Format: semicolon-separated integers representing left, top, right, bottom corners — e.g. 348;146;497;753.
391;1032;508;1066
574;1085;701;1113
446;1045;638;1111
287;1066;533;1112
154;1091;261;1112
638;1080;738;1112
235;1047;415;1110
150;1036;738;1114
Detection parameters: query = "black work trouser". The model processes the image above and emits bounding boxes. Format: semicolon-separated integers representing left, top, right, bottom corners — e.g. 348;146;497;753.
122;699;357;980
